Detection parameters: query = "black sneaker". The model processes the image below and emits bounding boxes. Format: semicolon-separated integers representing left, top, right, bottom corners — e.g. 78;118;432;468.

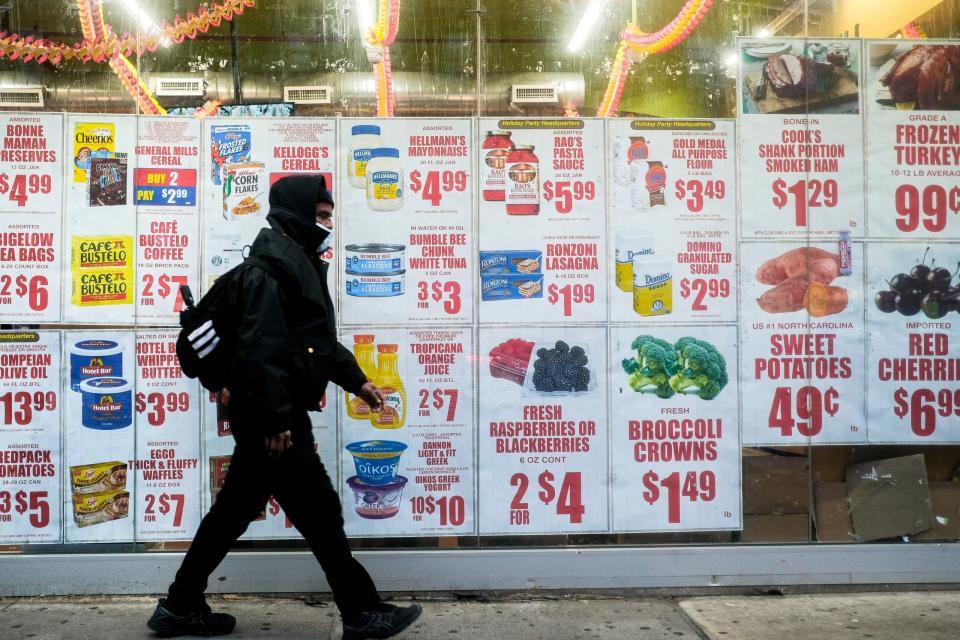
147;598;237;637
342;603;423;640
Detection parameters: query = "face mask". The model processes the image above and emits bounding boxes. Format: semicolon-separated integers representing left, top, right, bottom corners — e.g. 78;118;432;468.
317;225;333;254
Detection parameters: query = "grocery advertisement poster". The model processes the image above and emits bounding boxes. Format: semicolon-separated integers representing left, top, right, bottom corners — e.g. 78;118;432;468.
134;331;201;541
0;331;62;544
339;328;474;536
338;118;474;325
200;118;337;297
864;39;960;238
737;37;865;239
609;327;740;532
64;115;137;324
607;119;736;323
0;113;63;323
135;117;201;325
739;240;866;445
63;330;136;542
866;243;960;442
477;119;606;324
478;327;608;534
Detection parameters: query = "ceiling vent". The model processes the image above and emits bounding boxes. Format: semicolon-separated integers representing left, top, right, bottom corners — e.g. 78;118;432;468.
510;84;559;104
154;77;205;97
0;87;44;108
284;85;334;105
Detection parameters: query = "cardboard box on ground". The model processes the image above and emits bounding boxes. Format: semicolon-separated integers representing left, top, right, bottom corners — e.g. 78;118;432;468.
741;449;811;542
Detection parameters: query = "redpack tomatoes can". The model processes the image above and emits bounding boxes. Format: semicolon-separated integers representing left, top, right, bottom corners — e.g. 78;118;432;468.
481;131;514;202
505;145;540;215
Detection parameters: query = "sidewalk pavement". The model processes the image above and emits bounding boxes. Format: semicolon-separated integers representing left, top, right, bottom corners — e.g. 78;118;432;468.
1;590;958;639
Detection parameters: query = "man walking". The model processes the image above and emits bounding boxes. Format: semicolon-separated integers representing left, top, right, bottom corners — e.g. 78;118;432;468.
148;175;422;639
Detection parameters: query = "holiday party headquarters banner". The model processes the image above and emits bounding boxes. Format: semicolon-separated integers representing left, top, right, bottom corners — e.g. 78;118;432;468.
607;119;736;323
477;119;606;324
338;118;473;325
866;243;960;443
201;117;337;295
737;38;865;239
864;40;960;239
201;380;340;540
0;113;63;323
609;327;740;532
0;331;62;544
479;327;608;534
739;240;866;445
339;328;474;536
63;330;136;543
135;118;201;325
63;115;137;324
134;331;201;541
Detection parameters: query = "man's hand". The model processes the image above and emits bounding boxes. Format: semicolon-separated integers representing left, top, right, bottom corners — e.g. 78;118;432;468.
358;381;387;412
265;430;293;458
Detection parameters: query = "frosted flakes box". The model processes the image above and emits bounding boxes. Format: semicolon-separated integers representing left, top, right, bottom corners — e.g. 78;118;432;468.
210;125;251;185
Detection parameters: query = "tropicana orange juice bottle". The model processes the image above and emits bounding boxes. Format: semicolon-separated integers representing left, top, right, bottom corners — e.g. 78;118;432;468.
345;335;378;419
370;343;406;429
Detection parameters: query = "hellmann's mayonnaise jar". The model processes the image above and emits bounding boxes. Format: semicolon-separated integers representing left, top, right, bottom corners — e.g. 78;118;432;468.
365;148;404;211
632;257;672;316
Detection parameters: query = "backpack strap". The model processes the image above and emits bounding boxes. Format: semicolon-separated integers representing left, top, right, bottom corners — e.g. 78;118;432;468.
242;255;296;305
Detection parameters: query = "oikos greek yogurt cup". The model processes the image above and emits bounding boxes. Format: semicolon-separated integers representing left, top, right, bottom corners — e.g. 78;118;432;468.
345;440;406;485
79;377;133;430
346;475;408;519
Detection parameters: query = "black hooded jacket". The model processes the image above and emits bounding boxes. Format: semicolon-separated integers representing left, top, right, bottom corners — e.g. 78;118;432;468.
227;175;365;443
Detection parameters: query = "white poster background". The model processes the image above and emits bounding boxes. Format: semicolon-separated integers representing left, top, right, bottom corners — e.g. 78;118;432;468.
477;119;606;324
135;117;201;325
339;328;475;537
740;241;866;445
866;242;960;443
737;38;865;239
200;117;337;298
134;331;201;541
478;326;608;534
0;113;63;323
63;330;136;542
608;119;737;323
0;331;62;543
338;118;474;325
609;326;740;532
63;114;138;324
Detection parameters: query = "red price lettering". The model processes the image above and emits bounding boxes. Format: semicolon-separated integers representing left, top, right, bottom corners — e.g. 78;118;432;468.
417;388;459;422
893;387;960;437
0;490;49;528
510;470;584;523
0;390;57;426
642;470;715;524
674;179;726;213
135;391;191;427
408;170;468;206
771;178;838;226
144;492;185;528
0;173;53;207
894;185;960;233
408;495;466;526
0;274;49;312
542;180;596;214
768;386;840;437
547;283;595;317
141;274;189;313
678;278;730;311
416;280;462;315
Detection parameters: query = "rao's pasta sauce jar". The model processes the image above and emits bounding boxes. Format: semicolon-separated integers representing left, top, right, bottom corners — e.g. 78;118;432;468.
505;145;540;215
481;131;514;201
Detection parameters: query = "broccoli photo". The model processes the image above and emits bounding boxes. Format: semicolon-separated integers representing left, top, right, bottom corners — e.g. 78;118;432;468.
668;337;729;400
621;335;679;399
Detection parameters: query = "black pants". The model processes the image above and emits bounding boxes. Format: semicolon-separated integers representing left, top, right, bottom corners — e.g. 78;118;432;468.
167;409;381;619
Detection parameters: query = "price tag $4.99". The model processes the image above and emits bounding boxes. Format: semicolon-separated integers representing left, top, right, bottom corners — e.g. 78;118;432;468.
0;173;53;207
409;170;467;206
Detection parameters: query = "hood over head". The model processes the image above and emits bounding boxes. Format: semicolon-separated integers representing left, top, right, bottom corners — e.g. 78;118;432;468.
266;175;333;253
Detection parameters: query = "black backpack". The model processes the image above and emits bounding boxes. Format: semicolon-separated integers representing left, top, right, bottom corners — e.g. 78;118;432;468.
176;257;278;392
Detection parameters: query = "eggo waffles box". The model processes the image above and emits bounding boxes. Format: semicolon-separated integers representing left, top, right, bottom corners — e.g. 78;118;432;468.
72;490;129;527
70;461;127;494
210;125;252;185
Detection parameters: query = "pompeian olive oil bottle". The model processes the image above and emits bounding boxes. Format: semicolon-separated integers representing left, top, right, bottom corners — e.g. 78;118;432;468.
345;335;378;419
370;343;406;429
